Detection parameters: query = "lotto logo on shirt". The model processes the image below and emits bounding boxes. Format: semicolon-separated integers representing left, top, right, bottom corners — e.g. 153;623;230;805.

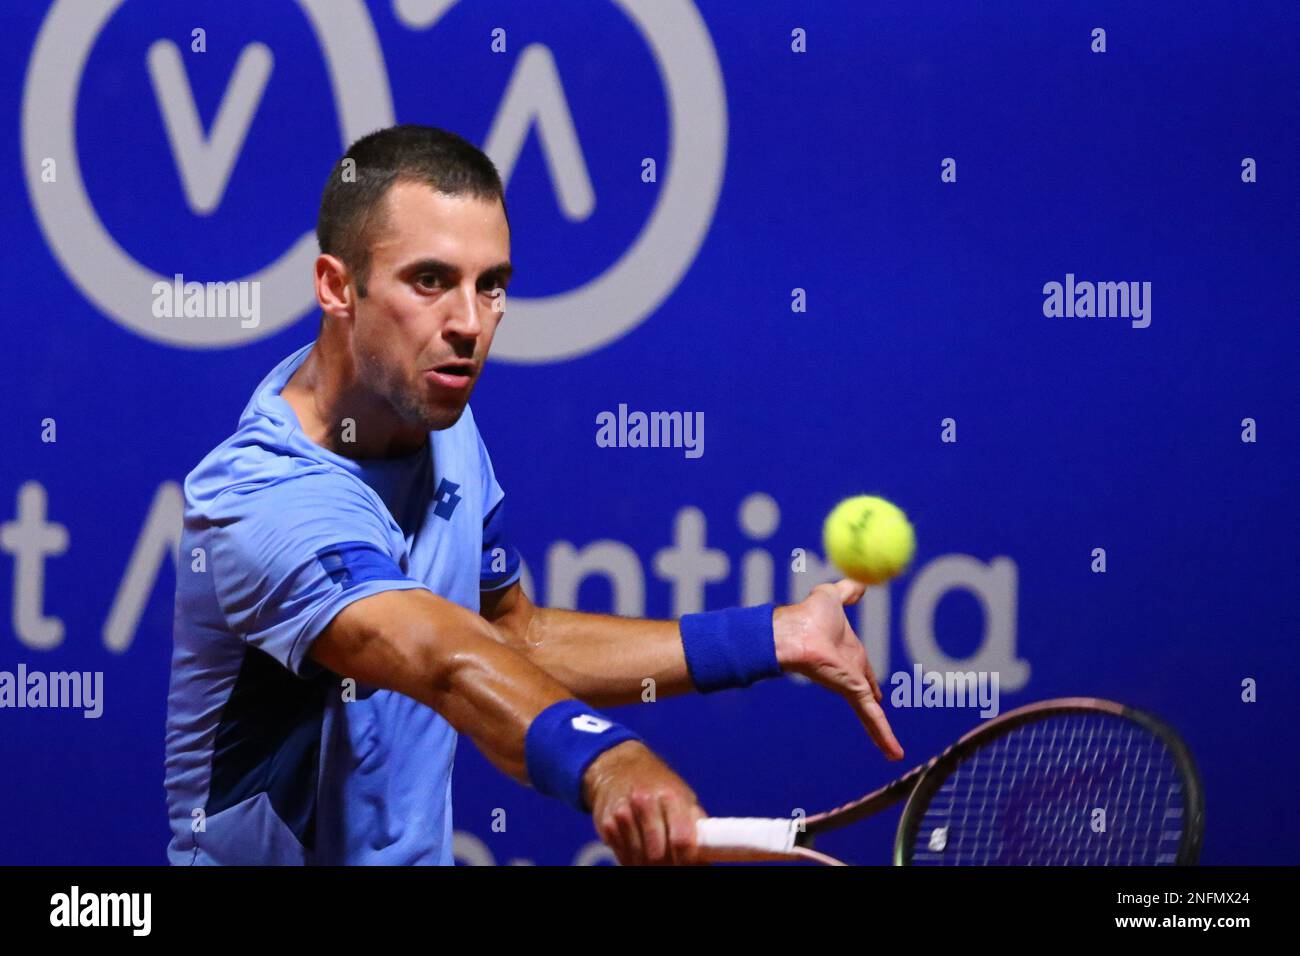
315;542;406;588
432;479;463;520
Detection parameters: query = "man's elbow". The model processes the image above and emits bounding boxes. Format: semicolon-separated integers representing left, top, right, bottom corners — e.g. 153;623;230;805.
313;590;486;700
479;582;538;653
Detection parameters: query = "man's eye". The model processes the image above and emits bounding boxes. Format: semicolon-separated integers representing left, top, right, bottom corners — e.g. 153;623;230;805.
416;275;442;289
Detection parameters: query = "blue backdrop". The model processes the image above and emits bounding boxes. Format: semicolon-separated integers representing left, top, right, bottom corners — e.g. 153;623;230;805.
2;0;1296;865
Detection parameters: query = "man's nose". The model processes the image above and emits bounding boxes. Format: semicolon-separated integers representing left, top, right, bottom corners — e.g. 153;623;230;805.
444;284;484;338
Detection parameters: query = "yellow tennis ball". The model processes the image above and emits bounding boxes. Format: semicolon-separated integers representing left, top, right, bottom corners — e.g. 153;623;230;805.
822;495;916;585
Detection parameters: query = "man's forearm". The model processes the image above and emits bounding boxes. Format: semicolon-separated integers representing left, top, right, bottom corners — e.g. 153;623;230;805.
315;589;571;782
521;607;697;707
509;604;800;707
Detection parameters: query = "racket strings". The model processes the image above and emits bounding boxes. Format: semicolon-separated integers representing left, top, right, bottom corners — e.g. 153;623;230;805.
908;712;1187;865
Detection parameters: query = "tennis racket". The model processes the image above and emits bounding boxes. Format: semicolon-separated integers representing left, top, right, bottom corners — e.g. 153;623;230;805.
695;697;1204;865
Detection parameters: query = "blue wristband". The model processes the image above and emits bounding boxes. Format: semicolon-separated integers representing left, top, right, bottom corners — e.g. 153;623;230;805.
679;603;782;693
525;700;642;812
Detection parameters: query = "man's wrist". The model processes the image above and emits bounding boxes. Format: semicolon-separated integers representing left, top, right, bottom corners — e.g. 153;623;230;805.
580;738;647;809
772;604;807;672
525;700;642;812
678;603;782;693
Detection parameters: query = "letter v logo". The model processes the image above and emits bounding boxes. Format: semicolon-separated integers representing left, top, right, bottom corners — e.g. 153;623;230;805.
485;45;595;221
146;40;273;215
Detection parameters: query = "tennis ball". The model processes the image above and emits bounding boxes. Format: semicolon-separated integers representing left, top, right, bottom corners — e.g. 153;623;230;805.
822;495;916;585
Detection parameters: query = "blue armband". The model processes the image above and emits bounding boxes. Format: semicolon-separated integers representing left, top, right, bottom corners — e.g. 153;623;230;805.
679;603;782;693
525;700;642;812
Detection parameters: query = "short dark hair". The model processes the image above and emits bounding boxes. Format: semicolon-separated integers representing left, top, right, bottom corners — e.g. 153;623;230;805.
316;125;508;296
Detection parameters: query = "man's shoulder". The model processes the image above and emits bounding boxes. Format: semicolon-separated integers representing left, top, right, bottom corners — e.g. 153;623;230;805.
182;421;365;525
182;344;368;517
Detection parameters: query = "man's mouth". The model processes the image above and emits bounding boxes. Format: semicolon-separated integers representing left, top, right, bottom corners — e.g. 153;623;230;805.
423;361;476;390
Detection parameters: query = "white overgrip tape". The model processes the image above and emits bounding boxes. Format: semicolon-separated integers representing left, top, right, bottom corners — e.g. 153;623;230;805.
695;817;799;854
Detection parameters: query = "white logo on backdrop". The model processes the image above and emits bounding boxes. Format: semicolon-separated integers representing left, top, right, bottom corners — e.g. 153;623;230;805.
21;0;727;360
23;0;393;348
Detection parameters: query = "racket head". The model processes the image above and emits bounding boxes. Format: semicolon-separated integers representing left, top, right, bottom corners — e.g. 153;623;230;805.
892;697;1204;866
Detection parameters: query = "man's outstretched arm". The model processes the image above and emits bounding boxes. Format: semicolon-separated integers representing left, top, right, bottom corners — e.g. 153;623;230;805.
480;578;904;760
311;588;706;864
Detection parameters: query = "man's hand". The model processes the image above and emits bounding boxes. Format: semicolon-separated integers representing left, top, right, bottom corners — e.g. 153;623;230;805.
774;579;905;760
583;740;707;865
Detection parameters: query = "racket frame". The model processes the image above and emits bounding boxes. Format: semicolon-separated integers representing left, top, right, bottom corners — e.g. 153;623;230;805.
898;697;1202;865
789;697;1205;865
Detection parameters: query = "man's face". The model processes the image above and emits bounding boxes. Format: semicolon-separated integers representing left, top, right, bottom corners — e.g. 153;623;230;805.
351;180;511;433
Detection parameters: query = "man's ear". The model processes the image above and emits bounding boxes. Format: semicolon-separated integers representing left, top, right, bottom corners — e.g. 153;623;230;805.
315;253;356;320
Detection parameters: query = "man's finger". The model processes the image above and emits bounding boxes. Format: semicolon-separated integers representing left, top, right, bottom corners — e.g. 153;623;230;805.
613;805;645;865
659;798;681;866
845;618;883;701
662;797;697;866
832;578;868;605
683;802;711;866
851;691;904;760
634;793;669;863
864;664;882;703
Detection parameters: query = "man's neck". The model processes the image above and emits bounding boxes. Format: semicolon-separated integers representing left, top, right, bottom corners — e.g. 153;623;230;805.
281;337;427;460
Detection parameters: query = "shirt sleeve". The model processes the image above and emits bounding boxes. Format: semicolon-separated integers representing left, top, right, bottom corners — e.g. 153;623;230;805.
476;429;522;593
207;471;427;676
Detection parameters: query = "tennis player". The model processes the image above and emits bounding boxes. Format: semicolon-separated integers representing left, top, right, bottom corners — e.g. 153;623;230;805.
163;125;901;866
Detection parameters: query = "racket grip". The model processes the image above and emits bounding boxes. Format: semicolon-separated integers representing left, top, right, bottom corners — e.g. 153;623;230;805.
696;817;799;856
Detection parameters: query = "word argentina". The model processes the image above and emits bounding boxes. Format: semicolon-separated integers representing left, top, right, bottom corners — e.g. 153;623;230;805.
596;404;704;459
0;665;103;718
1042;273;1151;328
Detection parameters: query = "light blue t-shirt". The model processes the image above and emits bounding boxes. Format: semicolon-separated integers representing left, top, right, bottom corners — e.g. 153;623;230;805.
164;343;521;865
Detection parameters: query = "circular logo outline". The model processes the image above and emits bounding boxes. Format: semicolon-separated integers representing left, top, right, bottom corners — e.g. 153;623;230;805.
22;0;728;360
22;0;395;348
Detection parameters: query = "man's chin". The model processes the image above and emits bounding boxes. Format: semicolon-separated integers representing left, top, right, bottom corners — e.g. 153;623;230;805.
391;377;476;432
424;405;467;432
408;396;470;433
